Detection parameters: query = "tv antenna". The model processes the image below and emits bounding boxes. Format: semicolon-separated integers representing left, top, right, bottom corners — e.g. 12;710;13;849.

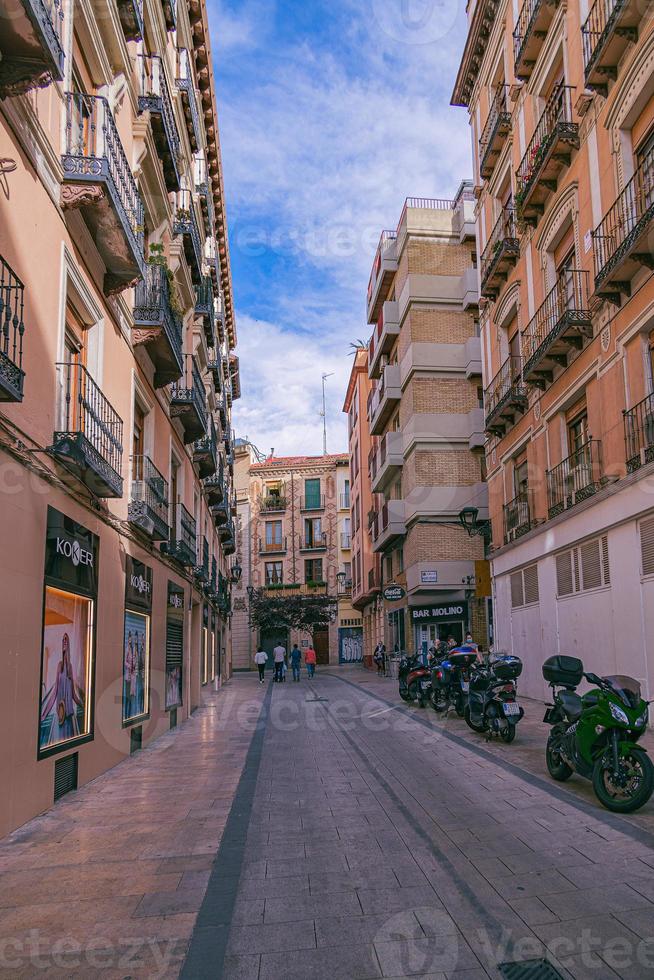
320;372;334;455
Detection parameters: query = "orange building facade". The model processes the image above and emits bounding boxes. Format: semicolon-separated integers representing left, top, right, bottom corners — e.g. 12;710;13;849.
0;0;240;835
453;0;654;698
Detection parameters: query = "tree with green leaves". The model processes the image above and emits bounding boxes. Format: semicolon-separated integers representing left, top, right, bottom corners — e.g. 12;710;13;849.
248;588;337;637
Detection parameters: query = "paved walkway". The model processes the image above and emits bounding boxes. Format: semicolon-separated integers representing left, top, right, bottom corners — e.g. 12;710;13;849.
1;668;654;979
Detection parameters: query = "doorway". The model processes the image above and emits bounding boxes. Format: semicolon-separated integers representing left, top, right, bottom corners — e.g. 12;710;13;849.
313;630;330;665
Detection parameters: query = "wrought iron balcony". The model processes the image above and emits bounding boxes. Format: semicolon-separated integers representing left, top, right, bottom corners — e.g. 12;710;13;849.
480;208;520;299
513;0;561;79
484;355;527;437
480;86;512;180
547;439;604;519
259;537;288;554
301;494;325;511
503;491;533;544
170;354;207;443
0;0;64;97
223;527;236;557
624;392;654;473
194;154;216;238
193;415;217;479
173;189;203;283
129;455;169;540
0;256;26;402
51;361;123;497
61;94;145;294
516;84;579;226
195;277;215;349
203;459;225;505
582;0;643;94
212;500;229;527
162;502;196;565
116;0;143;40
133;263;183;388
592;147;654;301
137;54;181;192
260;494;287;513
367;230;398;324
299;532;328;551
521;270;592;390
194;536;210;584
207;356;222;393
176;48;202;152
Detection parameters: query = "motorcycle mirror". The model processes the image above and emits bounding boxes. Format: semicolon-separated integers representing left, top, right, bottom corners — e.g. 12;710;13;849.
584;672;603;686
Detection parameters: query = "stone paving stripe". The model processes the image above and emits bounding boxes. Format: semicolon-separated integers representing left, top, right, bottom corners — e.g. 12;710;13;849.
180;681;273;979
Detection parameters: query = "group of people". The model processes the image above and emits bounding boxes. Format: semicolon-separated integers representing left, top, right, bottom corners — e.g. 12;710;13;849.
373;633;481;675
254;642;317;683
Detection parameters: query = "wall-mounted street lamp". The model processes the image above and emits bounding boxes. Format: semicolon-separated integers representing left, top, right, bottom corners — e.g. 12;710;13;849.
458;507;491;540
231;562;242;583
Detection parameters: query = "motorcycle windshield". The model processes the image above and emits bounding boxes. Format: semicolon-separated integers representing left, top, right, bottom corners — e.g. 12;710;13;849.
604;675;641;709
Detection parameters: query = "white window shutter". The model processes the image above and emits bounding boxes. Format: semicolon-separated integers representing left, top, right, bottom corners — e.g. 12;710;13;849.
556;551;574;596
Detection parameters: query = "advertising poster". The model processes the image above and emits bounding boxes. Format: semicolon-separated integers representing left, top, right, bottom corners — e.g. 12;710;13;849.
40;587;93;752
122;610;150;724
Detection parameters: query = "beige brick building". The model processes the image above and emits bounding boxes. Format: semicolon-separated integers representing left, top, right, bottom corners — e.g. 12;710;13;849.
362;191;491;657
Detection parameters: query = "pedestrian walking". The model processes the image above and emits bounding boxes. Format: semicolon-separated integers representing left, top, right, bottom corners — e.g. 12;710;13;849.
254;648;267;683
290;643;302;682
305;643;316;679
273;642;286;683
373;641;386;676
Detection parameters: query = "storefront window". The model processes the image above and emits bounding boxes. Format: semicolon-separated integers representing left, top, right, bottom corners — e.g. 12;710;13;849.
123;557;152;726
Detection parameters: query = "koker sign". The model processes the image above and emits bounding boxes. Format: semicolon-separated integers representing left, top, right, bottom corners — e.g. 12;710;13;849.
45;507;99;596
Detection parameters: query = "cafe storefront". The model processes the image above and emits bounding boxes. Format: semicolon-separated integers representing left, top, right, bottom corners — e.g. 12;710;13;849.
411;601;468;656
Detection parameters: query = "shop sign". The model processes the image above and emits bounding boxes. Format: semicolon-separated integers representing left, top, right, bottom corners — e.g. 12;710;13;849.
411;602;468;622
45;506;99;596
167;581;185;614
383;584;406;602
420;570;438;584
125;556;152;612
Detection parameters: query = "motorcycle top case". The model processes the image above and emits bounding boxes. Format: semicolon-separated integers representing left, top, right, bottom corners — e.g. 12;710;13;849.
542;655;583;688
492;655;523;680
448;649;478;668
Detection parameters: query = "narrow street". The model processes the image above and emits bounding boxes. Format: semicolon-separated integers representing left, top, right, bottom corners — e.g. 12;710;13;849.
1;669;654;980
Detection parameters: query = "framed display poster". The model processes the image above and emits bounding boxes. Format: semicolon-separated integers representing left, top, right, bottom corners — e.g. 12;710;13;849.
122;558;152;726
39;508;99;758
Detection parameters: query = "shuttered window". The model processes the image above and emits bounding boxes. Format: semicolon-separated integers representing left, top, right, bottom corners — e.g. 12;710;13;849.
166;619;184;708
580;539;602;590
601;536;610;584
511;564;539;607
510;571;524;608
641;517;654;577
556;551;574;596
556;535;611;597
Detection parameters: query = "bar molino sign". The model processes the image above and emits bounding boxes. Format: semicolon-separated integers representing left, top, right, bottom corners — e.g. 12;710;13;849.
45;506;99;596
411;602;468;621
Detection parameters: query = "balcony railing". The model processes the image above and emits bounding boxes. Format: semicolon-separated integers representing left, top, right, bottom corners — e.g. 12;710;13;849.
367;230;397;323
516;84;579;225
193;415;218;479
61;94;145;294
0;256;26;402
170;354;207;443
299;532;328;551
0;0;64;98
547;439;604;519
301;494;325;511
582;0;642;92
212;500;229;527
52;361;123;497
341;532;351;549
480;86;512;180
137;54;181;192
624;392;654;473
480;208;520;299
592;147;654;299
176;48;202;152
116;0;143;40
337;578;353;596
503;492;532;544
133;263;183;388
129;455;169;540
521;270;592;389
484;355;527;436
513;0;561;79
203;462;225;506
368;567;380;591
259;537;288;554
194;153;216;238
173;188;203;283
163;502;196;565
260;494;287;513
194;535;210;583
195;276;215;349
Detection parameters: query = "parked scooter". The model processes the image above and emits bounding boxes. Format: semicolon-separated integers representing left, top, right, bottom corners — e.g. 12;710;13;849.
430;647;478;716
465;653;524;742
543;655;653;813
398;653;431;706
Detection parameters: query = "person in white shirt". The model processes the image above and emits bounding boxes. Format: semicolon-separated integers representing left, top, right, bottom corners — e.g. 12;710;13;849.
273;644;286;683
254;649;268;684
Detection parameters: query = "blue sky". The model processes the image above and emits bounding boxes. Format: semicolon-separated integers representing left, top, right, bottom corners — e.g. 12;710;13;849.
208;0;473;456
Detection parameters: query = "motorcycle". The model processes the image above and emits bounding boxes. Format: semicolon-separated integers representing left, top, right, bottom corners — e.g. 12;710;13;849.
465;653;524;742
543;655;653;813
430;648;478;716
398;653;431;707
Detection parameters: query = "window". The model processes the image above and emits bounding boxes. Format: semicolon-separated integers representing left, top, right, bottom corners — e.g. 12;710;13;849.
304;517;322;547
513;451;528;497
133;403;145;460
510;564;539;607
265;562;283;585
265;520;282;545
304;478;321;508
385;554;393;581
265;482;282;501
397;547;404;573
640;517;654;577
305;559;323;584
556;536;610;596
568;411;588;455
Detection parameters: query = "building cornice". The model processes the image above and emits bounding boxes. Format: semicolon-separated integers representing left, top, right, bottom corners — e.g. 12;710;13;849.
451;0;505;108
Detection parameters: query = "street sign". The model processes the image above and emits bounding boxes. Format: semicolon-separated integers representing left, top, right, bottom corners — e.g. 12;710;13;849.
383;584;406;602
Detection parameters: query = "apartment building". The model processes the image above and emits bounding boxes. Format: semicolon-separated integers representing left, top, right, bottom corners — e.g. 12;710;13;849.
0;0;239;835
231;452;357;666
363;190;491;657
452;0;654;699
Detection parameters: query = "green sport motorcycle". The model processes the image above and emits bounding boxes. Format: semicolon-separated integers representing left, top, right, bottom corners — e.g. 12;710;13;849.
542;655;653;813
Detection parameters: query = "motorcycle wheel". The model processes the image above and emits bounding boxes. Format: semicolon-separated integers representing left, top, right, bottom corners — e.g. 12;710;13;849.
500;724;516;744
407;681;420;703
592;751;654;813
464;705;487;733
430;690;447;712
546;737;573;781
399;686;412;702
455;693;465;718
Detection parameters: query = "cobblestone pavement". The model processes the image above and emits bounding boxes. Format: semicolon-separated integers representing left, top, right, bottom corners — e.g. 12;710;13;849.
1;668;654;979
